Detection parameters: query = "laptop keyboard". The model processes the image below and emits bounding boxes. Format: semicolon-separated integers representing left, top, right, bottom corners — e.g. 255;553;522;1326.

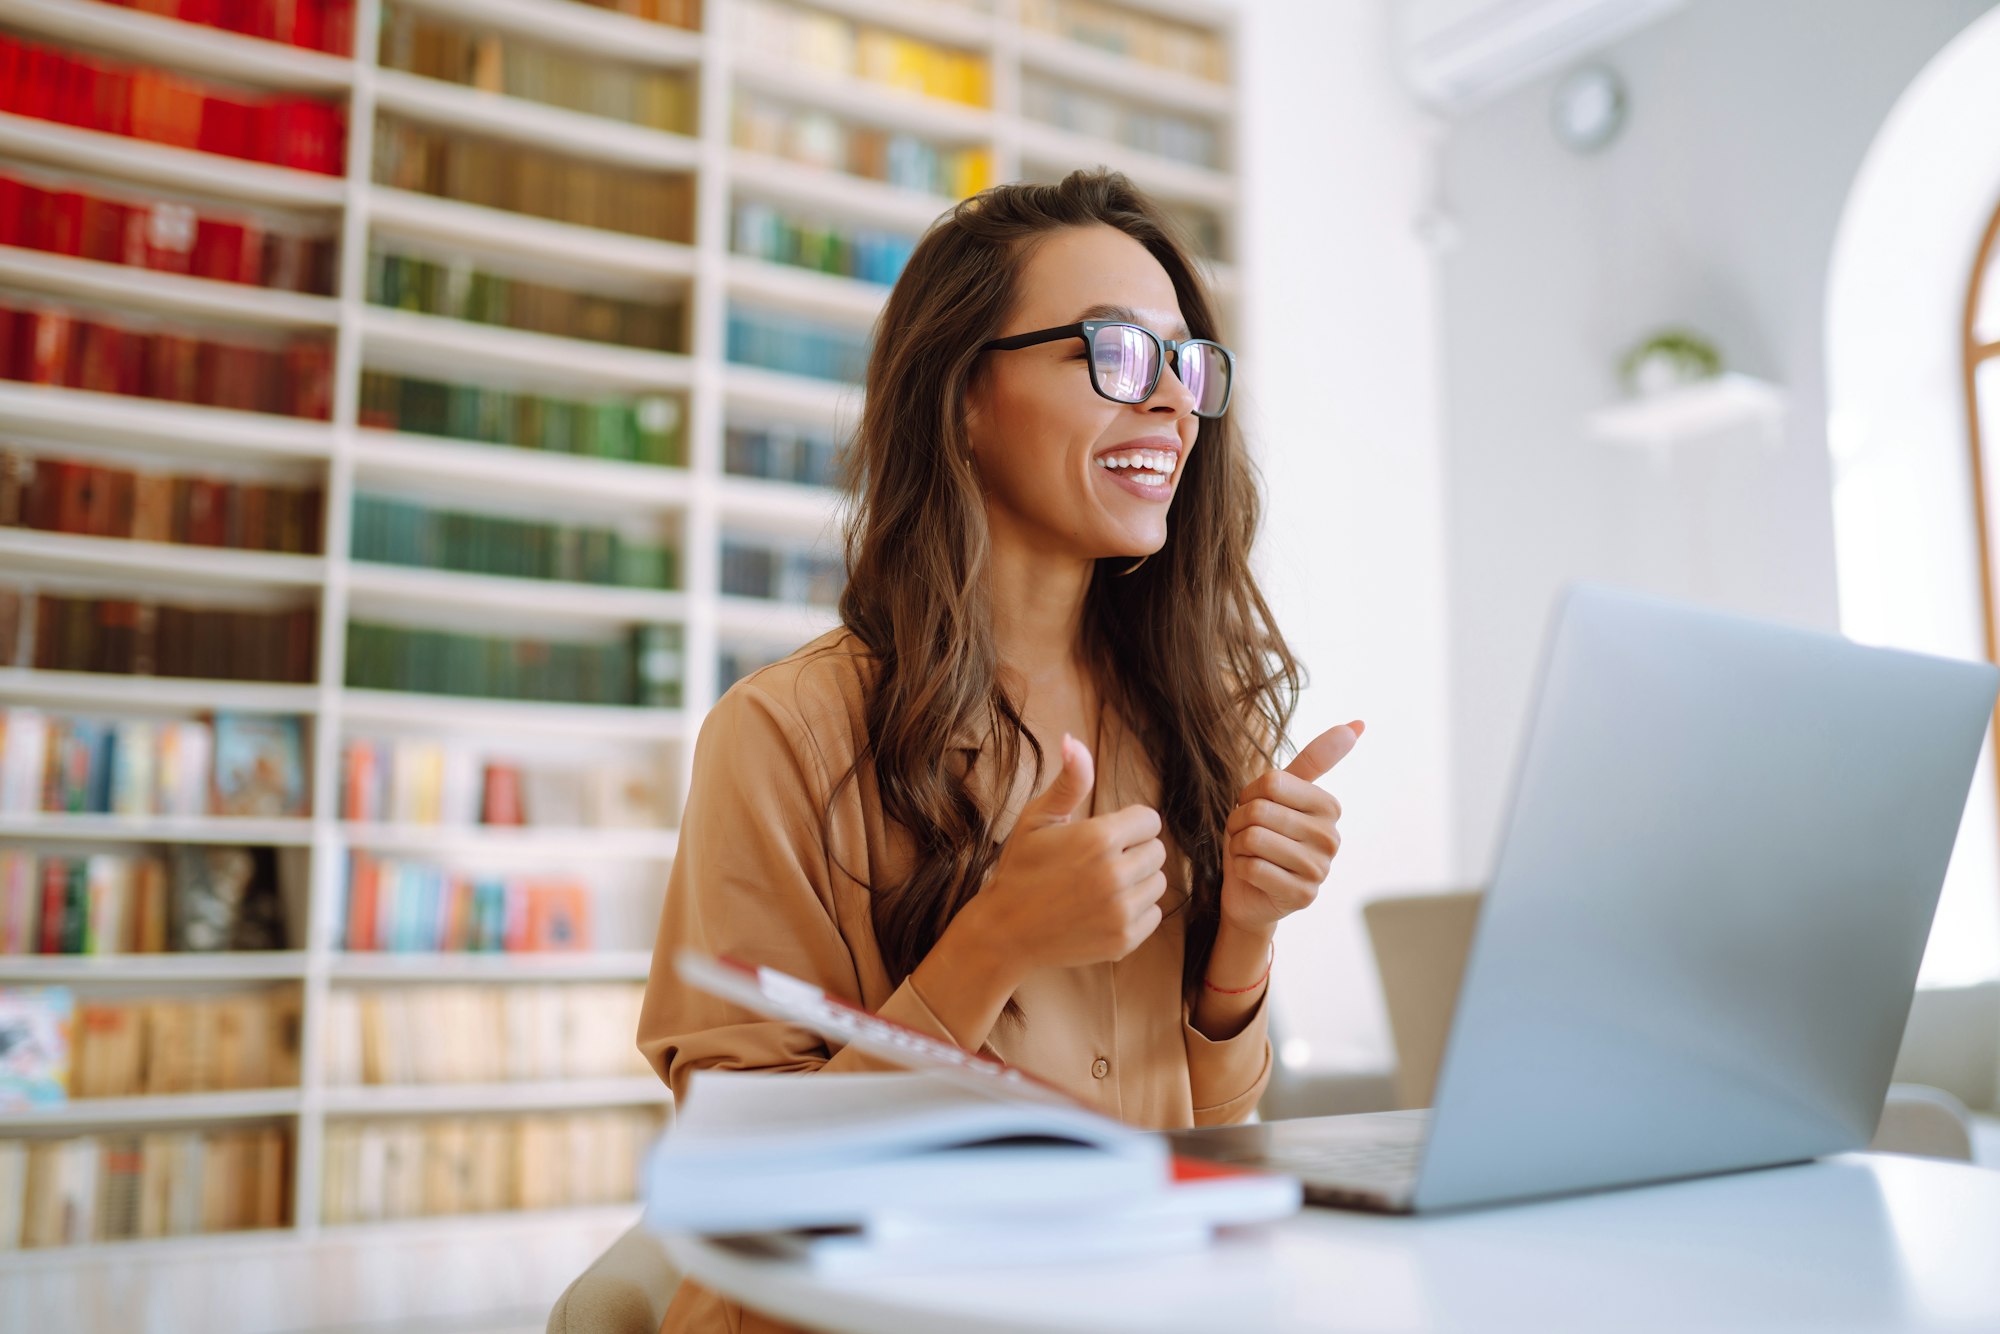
1267;1139;1424;1187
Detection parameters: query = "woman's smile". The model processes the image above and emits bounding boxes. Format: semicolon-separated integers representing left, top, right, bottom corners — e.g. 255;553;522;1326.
1092;435;1182;502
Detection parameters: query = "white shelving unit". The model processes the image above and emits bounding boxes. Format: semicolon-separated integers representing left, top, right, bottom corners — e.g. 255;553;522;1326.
0;0;1240;1324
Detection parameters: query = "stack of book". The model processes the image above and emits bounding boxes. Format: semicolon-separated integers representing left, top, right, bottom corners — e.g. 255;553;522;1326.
6;587;317;684
366;248;687;351
731;201;913;286
0;33;346;175
379;2;697;134
321;983;648;1085
0;299;334;418
0;165;337;293
1020;0;1225;81
732;95;991;199
643;956;1299;1275
93;0;356;54
357;370;684;466
1022;75;1220;169
720;538;844;607
340;736;665;829
0;708;269;819
320;1108;659;1223
70;987;302;1098
0;1125;291;1248
734;0;989;106
372;117;695;242
724;421;844;488
726;306;870;384
0;448;325;554
338;852;589;953
0;844;291;956
343;620;680;707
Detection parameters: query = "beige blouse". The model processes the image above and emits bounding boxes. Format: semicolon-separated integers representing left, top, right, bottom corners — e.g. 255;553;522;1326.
639;628;1271;1334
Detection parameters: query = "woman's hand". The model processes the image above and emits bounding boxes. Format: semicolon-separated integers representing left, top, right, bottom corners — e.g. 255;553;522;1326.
1218;721;1364;934
954;733;1167;979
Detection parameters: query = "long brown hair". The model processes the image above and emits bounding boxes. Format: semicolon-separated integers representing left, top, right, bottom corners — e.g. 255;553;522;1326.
835;169;1302;1002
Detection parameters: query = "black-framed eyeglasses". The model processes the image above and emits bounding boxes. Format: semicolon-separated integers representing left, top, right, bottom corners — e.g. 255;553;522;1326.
980;320;1235;418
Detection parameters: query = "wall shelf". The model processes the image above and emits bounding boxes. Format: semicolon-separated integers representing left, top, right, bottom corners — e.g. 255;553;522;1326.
1588;373;1787;446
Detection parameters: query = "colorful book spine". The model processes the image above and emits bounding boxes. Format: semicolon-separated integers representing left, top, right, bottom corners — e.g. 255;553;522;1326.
1019;0;1225;82
357;371;684;466
318;1108;657;1224
2;1124;292;1248
0;448;325;554
371;117;695;243
0;849;170;956
350;494;676;589
0;300;334;420
719;538;845;607
378;3;697;133
338;852;590;953
1021;74;1220;169
365;249;687;351
0;33;346;175
0;167;339;294
342;621;682;708
726;307;870;384
734;0;988;106
731;95;992;199
730;201;914;286
94;0;356;55
15;589;316;684
723;421;844;488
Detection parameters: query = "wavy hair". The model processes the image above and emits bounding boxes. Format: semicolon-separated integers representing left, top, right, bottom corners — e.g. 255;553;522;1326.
835;169;1303;1004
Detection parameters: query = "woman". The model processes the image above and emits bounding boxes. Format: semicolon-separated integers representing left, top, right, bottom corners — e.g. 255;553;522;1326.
639;169;1361;1333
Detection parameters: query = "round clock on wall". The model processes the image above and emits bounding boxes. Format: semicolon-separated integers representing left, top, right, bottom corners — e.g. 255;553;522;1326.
1552;65;1628;153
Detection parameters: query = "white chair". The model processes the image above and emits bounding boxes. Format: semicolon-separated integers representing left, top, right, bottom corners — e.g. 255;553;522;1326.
546;1224;681;1334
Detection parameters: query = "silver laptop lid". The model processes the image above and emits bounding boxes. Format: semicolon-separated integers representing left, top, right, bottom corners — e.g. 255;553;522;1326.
1414;585;1998;1212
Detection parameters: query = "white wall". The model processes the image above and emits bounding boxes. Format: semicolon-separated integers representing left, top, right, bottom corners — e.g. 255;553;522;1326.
1239;0;1455;1070
1436;0;2000;883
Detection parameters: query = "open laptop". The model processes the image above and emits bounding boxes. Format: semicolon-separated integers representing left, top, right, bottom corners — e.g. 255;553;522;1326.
1170;584;1999;1213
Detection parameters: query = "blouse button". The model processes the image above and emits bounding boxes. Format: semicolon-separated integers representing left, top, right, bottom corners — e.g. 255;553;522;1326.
1091;1057;1110;1079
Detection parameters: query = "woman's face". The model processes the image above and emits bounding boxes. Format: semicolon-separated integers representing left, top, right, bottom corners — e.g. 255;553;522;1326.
965;224;1201;562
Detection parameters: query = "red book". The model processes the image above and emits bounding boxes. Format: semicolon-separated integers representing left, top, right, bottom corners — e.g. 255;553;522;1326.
26;308;74;385
47;188;85;257
146;330;200;403
285;340;332;419
0;37;20;117
54;461;91;535
79;194;127;264
0;174;25;247
185;477;225;545
39;858;67;954
198;95;251;161
344;851;379;950
74;321;130;397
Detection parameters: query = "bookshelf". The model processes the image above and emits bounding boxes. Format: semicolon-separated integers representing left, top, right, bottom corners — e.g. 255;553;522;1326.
0;0;1239;1324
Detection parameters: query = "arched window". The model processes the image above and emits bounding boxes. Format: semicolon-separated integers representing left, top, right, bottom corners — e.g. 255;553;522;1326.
1826;6;2000;986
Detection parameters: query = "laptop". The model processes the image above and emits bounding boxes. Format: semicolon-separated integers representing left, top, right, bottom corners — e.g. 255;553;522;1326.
1170;584;1999;1213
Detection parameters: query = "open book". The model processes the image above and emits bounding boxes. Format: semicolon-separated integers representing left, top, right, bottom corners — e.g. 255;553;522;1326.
640;952;1300;1273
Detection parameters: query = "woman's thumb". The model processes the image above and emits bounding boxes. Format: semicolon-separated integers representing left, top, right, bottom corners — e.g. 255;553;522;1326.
1023;732;1094;827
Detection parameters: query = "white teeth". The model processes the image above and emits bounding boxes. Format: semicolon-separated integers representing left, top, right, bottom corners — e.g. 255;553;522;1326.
1097;450;1175;476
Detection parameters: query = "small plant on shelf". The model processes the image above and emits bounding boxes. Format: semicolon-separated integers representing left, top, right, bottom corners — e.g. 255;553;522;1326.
1618;328;1723;398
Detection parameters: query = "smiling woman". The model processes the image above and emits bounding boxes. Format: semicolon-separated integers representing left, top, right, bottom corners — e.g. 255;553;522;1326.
639;171;1361;1334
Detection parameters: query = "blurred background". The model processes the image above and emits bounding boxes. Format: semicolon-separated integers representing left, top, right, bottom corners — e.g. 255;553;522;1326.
1;0;1998;1329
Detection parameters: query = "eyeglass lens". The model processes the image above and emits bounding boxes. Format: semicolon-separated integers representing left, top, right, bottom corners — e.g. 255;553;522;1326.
1088;325;1228;415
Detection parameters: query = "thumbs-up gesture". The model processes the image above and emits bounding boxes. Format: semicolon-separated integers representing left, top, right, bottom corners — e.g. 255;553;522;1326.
1219;721;1364;933
962;733;1169;972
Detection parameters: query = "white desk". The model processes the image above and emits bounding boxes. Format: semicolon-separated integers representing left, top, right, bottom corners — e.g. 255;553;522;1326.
663;1154;2000;1332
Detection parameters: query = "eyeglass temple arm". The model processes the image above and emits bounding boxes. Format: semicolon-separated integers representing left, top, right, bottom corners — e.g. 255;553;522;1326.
980;324;1090;352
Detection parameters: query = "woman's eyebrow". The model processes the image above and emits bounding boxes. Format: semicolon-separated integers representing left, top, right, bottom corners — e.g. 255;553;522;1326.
1071;303;1192;340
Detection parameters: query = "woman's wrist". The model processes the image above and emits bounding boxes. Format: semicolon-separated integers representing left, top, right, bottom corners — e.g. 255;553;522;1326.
1205;917;1277;992
908;899;1029;1048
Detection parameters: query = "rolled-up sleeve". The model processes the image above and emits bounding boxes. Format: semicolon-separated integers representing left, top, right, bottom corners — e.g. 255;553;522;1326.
1184;992;1272;1126
637;680;979;1104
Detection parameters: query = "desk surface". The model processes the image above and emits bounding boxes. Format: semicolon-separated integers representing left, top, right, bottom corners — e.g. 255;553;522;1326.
663;1153;2000;1333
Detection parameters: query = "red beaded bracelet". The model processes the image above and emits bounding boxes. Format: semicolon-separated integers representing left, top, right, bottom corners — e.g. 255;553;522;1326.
1202;944;1273;995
